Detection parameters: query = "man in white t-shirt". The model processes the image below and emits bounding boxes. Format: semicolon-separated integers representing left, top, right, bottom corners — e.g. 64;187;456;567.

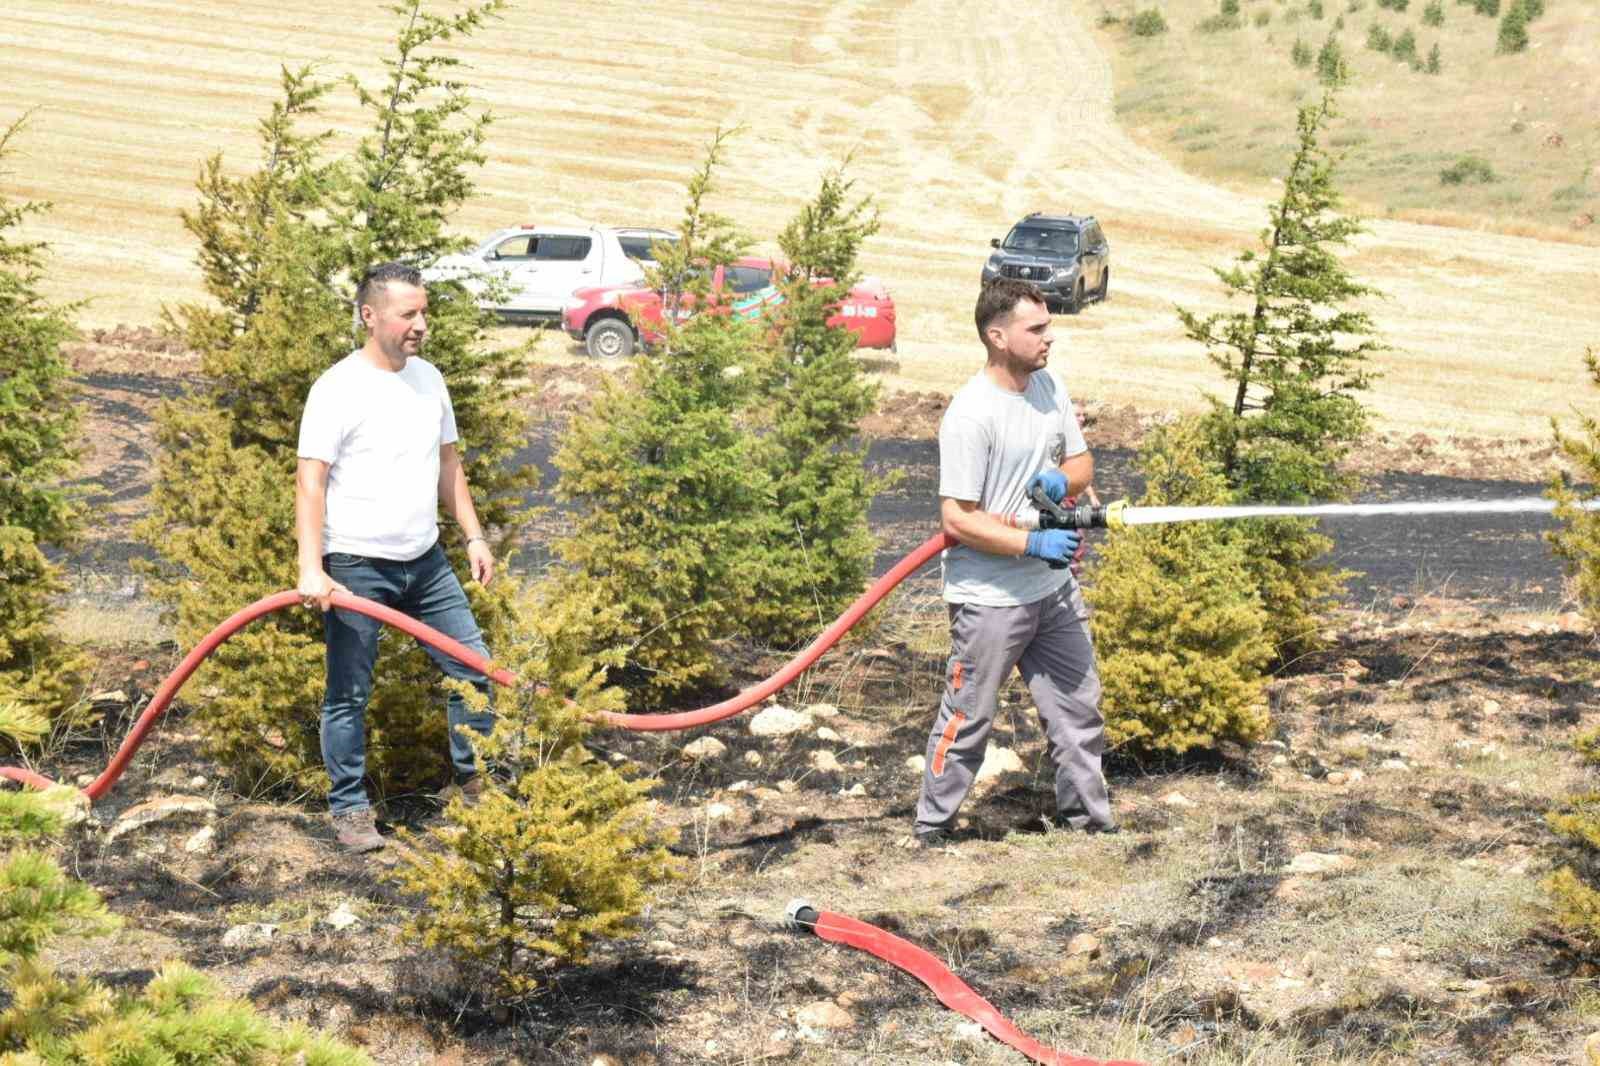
913;276;1116;848
295;262;497;855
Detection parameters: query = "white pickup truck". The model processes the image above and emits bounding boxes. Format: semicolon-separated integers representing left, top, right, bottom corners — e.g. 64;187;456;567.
422;224;674;321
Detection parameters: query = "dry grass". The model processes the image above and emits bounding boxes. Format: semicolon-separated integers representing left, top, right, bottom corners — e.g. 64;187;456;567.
1096;0;1600;231
5;0;1598;446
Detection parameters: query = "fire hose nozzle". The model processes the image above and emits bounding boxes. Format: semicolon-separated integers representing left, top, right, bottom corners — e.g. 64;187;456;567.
1027;484;1130;531
785;898;819;932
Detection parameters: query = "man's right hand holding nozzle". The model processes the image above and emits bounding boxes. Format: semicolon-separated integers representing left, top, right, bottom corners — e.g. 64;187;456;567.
1024;528;1081;567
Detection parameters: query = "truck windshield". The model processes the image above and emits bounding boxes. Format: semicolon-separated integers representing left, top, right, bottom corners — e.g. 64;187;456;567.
1002;226;1079;255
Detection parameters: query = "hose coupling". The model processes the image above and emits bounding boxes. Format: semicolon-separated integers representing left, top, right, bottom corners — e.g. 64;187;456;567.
1027;484;1130;531
785;898;819;932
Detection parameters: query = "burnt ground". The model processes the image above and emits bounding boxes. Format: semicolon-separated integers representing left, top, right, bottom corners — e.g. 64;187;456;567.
58;343;1572;618
31;337;1600;1066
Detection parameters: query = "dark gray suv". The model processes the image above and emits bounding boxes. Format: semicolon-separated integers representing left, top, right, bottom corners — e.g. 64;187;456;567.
979;213;1110;314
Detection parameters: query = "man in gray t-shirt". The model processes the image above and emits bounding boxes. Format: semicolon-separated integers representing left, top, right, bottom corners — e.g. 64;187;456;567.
914;277;1115;846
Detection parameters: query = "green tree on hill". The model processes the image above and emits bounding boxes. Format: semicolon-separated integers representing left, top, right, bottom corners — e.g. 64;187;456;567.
1178;88;1382;661
140;1;531;799
1316;31;1350;86
0;116;87;723
550;129;767;701
1496;0;1531;51
741;166;884;646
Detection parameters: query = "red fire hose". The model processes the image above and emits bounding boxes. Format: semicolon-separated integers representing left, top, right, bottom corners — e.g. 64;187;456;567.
785;900;1144;1066
0;534;953;798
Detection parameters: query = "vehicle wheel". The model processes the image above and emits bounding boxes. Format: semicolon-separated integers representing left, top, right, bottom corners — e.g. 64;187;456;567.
1097;268;1110;303
585;318;635;359
1066;280;1086;315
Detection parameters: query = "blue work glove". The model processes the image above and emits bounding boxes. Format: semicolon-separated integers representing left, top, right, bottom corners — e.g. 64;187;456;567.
1024;529;1081;566
1027;469;1069;504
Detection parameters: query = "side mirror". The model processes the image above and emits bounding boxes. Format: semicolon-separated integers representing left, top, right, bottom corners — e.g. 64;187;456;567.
989;238;1000;249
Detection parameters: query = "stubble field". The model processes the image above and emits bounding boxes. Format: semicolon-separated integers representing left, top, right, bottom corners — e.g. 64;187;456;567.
5;0;1598;442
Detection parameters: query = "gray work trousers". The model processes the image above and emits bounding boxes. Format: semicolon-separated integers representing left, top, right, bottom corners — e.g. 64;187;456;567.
914;579;1111;833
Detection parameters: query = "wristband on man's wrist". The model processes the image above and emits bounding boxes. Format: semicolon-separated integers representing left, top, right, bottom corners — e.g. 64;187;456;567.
466;534;487;547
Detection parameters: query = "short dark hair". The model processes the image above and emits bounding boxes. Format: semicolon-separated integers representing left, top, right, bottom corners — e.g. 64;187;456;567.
975;277;1046;341
356;261;424;311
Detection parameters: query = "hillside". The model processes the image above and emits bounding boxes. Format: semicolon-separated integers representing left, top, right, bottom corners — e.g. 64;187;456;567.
1096;0;1600;232
4;0;1597;444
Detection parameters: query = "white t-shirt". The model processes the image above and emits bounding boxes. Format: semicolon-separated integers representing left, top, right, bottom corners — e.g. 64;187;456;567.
297;352;458;561
938;367;1088;606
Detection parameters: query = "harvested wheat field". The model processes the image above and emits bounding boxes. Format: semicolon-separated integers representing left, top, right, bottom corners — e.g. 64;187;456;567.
7;0;1598;440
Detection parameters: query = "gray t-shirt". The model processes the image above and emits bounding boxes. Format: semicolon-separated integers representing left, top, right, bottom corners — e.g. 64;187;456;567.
938;368;1088;606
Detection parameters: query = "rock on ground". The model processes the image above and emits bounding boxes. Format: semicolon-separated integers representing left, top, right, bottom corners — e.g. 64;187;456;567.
107;795;217;842
750;706;813;738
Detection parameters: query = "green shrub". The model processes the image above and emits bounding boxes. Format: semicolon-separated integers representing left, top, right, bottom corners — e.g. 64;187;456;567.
140;4;533;798
1439;154;1497;184
1426;41;1443;71
1310;0;1326;16
1496;0;1529;51
1132;7;1170;34
1523;0;1544;17
1254;7;1273;24
1292;36;1316;64
388;583;675;1005
1423;0;1445;22
1367;22;1394;51
1546;722;1600;942
1547;347;1600;618
1317;32;1349;84
0;119;89;723
1473;0;1500;16
0;704;367;1065
1088;419;1272;756
1392;26;1419;61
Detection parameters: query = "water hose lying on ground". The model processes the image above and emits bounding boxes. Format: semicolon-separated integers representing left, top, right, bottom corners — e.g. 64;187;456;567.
785;899;1144;1066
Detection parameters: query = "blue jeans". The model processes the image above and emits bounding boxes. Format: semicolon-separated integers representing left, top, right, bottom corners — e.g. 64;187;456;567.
321;541;495;815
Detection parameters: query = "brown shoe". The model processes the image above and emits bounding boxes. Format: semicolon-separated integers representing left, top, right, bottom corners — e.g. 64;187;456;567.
332;807;385;854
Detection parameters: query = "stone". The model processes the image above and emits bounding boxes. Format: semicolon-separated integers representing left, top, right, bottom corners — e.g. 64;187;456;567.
1270;754;1290;768
727;780;753;793
590;1056;624;1066
743;750;764;768
777;780;799;795
815;726;842;743
89;689;127;704
810;750;843;774
905;755;926;775
955;1020;986;1041
75;773;95;788
803;703;840;719
182;825;216;854
1162;791;1197;809
1285;851;1353;875
222;922;278;949
647;939;677;955
840;783;867;798
1482;699;1502;715
796;1000;855;1031
1066;932;1101;957
704;802;734;821
1584;1030;1600;1065
682;737;727;760
187;775;208;790
974;746;1024;782
1379;758;1410;772
1325;771;1348;786
323;902;361;931
750;706;813;738
107;795;217;842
